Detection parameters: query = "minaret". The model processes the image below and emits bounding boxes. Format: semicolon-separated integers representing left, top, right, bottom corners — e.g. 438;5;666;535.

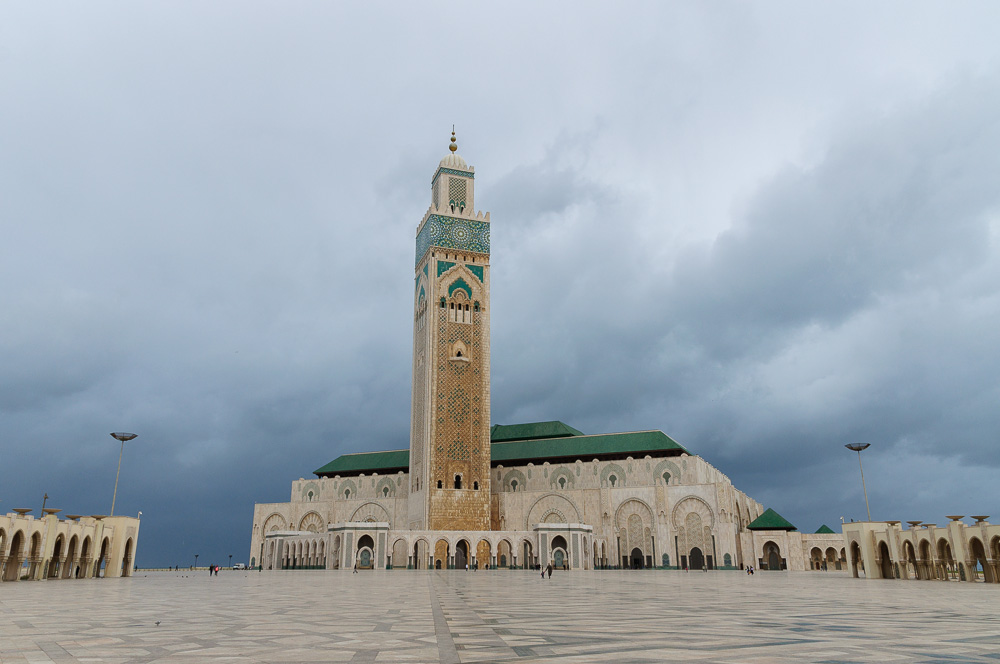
408;131;492;531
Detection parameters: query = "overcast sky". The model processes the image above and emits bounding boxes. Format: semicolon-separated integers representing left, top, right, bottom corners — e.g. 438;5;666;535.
2;2;998;568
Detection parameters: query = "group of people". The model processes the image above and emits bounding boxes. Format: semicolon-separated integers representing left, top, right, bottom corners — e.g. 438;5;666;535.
208;565;221;575
540;563;553;579
745;565;755;575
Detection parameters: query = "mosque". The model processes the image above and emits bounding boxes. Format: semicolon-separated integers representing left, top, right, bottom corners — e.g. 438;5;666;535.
249;134;845;573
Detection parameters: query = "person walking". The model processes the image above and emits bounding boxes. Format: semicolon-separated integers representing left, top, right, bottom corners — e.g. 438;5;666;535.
546;563;553;579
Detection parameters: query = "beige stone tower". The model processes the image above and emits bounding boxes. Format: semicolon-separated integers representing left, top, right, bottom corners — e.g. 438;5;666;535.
408;132;492;531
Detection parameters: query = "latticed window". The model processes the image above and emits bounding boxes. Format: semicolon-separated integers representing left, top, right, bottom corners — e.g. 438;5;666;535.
448;177;467;211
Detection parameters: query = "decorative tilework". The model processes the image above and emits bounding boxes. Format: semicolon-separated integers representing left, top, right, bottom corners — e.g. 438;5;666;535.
448;177;467;207
437;260;456;277
432;167;475;184
422;263;428;278
467;264;484;282
448;278;472;299
415;215;490;265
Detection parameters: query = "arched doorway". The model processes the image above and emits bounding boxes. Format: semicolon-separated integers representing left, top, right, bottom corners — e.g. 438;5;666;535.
48;536;64;578
522;540;534;569
412;539;428;570
826;547;840;571
763;541;781;571
357;534;375;569
476;540;491;569
969;537;993;583
902;541;918;579
79;536;91;578
455;540;470;570
28;533;42;579
3;531;24;581
63;535;79;579
551;535;568;569
630;547;645;569
878;541;893;579
688;547;704;570
121;539;134;577
95;538;110;578
434;539;450;570
937;539;954;580
810;547;823;571
497;540;511;568
850;541;864;578
391;539;407;569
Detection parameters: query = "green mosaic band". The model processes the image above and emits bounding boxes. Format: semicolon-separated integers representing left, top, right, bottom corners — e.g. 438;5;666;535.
415;214;490;266
432;167;475;184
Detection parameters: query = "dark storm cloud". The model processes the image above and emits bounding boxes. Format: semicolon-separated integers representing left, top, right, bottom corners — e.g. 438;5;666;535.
1;2;999;564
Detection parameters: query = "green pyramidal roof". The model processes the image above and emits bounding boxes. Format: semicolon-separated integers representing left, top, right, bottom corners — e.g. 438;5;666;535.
815;524;836;534
314;423;689;477
490;421;584;442
747;508;797;531
313;449;409;476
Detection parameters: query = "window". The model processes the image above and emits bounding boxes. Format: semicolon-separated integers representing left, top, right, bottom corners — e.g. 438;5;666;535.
344;489;351;499
510;479;518;491
307;491;314;501
437;480;443;489
662;472;670;484
382;487;389;497
473;481;479;490
558;477;566;489
609;475;617;487
454;475;462;489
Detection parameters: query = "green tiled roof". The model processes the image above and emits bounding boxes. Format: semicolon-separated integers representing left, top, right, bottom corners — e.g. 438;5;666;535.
815;524;836;534
490;430;687;466
314;449;409;477
747;508;797;532
314;427;689;477
490;421;584;442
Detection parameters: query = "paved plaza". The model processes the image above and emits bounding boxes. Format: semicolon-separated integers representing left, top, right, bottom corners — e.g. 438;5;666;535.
1;570;998;663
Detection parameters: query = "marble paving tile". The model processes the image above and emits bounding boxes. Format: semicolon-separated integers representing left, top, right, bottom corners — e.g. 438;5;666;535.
0;570;998;663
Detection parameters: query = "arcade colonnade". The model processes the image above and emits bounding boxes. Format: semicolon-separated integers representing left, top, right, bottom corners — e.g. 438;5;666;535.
262;523;594;572
0;511;140;582
844;517;1000;583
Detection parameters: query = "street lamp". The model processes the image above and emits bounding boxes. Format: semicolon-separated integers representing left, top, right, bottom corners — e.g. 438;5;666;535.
109;432;138;516
194;554;199;569
845;443;872;521
229;554;233;569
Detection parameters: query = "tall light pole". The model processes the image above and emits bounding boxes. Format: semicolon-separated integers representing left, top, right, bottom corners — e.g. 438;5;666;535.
845;443;872;521
109;432;138;516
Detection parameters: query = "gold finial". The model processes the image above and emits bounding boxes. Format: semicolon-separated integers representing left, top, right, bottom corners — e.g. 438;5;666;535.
449;125;458;152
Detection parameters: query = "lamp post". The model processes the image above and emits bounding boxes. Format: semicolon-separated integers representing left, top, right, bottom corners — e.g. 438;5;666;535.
229;554;233;569
109;432;137;516
194;554;199;569
845;443;872;521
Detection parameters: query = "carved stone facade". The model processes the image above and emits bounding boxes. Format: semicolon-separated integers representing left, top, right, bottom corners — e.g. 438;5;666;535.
1;511;140;582
249;136;838;573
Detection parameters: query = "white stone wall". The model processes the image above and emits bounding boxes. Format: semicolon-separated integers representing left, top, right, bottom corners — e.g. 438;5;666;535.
251;452;766;570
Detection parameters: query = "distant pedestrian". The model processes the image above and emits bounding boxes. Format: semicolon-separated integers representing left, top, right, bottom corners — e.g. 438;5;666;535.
540;567;545;579
353;562;358;574
546;563;553;578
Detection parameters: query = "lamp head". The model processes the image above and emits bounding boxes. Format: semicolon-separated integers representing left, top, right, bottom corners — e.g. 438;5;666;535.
111;432;138;442
845;443;870;452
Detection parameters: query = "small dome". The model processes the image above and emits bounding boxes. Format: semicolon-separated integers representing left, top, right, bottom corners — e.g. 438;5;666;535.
439;152;468;170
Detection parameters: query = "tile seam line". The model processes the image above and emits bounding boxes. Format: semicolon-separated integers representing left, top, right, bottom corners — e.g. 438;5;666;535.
429;574;461;664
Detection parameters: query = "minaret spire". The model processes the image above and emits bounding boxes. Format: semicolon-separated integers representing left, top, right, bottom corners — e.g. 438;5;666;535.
450;126;458;152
